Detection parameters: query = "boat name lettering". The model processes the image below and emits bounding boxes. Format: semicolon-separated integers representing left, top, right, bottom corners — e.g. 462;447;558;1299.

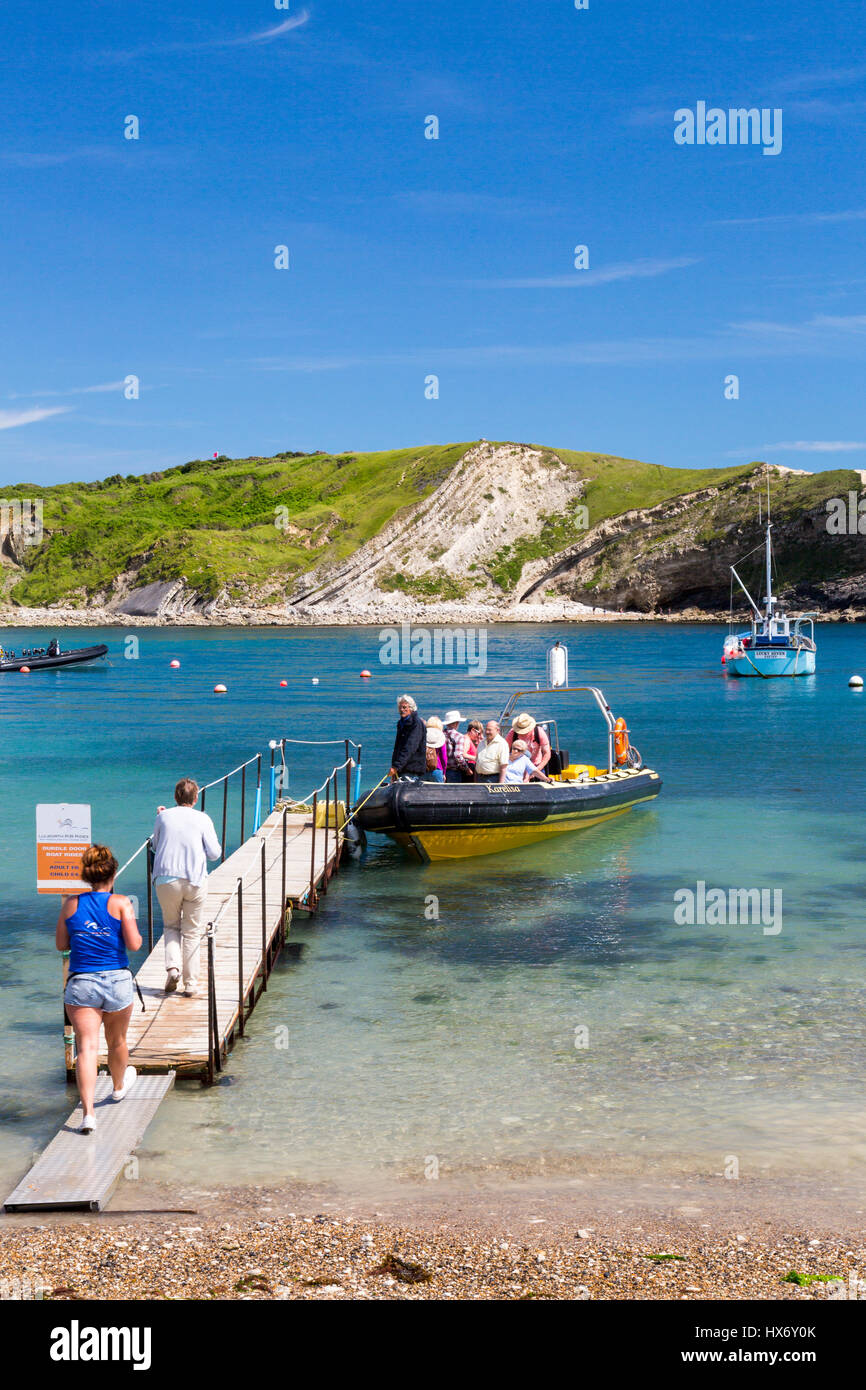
484;785;520;794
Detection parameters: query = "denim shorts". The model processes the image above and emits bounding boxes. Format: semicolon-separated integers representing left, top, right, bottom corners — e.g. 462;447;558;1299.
64;969;134;1013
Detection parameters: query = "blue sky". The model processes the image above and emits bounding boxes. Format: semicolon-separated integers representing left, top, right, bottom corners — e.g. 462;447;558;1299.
1;0;864;485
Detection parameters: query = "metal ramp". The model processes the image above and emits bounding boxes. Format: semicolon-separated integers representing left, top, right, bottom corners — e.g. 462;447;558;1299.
3;1072;175;1213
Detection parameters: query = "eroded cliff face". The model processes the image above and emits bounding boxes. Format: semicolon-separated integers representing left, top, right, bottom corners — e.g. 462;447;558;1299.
3;443;865;622
519;477;866;615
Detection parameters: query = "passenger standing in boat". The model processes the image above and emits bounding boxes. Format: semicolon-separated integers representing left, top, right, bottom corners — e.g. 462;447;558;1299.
504;738;553;785
424;725;448;783
442;710;466;783
389;694;428;781
474;720;510;784
506;713;552;772
461;720;484;780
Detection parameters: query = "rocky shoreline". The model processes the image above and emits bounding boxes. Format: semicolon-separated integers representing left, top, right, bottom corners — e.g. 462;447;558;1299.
1;600;863;629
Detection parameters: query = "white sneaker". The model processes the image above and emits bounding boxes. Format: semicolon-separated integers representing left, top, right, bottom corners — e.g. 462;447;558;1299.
165;969;180;993
80;1113;96;1134
112;1065;137;1101
184;983;199;997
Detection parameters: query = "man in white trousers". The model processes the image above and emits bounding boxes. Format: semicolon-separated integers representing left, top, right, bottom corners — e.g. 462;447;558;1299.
151;778;221;997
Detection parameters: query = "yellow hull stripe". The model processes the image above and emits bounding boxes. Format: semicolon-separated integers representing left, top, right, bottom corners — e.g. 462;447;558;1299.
389;792;659;861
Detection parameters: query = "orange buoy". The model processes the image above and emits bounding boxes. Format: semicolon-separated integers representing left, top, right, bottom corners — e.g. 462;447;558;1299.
214;683;227;693
360;669;372;679
279;680;288;687
613;716;629;766
170;659;180;668
20;665;30;674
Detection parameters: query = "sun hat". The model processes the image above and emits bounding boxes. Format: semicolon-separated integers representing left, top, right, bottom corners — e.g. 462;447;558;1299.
443;709;464;725
426;715;444;729
511;712;536;736
426;728;446;748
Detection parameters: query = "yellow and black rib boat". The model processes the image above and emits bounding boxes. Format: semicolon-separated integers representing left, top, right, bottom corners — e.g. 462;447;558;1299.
356;685;662;862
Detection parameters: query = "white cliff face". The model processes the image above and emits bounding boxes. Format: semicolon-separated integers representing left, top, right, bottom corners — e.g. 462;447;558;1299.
289;441;589;615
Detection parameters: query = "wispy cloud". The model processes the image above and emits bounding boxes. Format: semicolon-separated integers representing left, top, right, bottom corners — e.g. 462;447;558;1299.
761;440;866;453
97;12;310;62
460;257;699;289
391;190;555;219
0;407;70;431
726;440;866;456
716;208;866;227
731;313;866;337
8;381;126;400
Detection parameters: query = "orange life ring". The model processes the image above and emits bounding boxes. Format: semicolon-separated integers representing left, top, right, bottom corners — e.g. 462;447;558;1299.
613;717;629;766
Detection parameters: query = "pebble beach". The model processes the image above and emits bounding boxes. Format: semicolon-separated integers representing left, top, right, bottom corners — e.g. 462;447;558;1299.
2;1177;864;1301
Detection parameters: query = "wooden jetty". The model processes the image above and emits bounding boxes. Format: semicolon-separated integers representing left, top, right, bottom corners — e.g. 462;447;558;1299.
115;803;344;1083
3;749;353;1213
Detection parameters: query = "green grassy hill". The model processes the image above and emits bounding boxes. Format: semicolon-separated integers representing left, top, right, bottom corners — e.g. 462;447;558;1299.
2;442;863;612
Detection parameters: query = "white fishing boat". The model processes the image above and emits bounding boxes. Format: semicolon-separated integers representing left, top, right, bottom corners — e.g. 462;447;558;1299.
722;474;817;679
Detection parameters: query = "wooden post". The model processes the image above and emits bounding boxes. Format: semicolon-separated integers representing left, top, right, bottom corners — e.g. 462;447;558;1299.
221;776;228;861
260;839;267;990
240;762;246;843
146;841;154;952
62;948;75;1077
207;929;220;1079
323;777;330;892
237;879;245;1036
309;790;318;910
281;808;287;942
332;769;340;873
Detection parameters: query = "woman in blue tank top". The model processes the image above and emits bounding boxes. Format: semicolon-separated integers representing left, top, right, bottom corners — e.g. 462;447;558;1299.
56;845;143;1134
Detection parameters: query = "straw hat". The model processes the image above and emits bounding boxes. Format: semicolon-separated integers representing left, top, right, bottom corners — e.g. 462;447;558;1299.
511;712;536;736
426;715;444;730
426;728;446;748
443;709;464;726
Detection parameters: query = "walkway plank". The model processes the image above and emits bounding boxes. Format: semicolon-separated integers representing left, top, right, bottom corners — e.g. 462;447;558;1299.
4;1074;175;1212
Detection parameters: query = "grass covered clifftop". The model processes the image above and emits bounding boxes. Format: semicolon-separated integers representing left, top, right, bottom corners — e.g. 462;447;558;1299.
2;440;864;615
1;444;469;607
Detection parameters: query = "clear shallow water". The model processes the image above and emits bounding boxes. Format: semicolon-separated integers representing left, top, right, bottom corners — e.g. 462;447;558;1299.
1;621;865;1193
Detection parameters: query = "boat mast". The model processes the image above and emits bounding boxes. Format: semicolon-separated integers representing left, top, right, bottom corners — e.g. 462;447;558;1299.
763;463;774;619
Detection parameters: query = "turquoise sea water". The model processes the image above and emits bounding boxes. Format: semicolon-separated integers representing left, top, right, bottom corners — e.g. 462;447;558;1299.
1;621;865;1194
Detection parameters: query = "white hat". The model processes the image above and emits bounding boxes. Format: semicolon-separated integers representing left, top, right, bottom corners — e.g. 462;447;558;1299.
426;728;446;748
443;709;464;725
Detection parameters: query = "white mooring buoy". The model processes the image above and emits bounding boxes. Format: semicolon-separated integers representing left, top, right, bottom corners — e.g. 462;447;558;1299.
849;675;863;688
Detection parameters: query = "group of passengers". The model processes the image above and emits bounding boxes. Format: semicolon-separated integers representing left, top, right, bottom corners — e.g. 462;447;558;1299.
390;696;554;786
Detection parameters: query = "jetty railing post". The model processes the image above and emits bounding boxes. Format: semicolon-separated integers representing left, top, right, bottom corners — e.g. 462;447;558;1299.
260;839;267;990
269;743;276;815
241;762;246;844
281;737;287;802
333;769;340;873
354;744;362;804
254;752;262;831
309;790;318;910
345;739;351;810
323;777;330;891
237;879;245;1037
201;785;206;814
146;840;154;952
221;775;228;861
281;808;287;940
207;928;220;1079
